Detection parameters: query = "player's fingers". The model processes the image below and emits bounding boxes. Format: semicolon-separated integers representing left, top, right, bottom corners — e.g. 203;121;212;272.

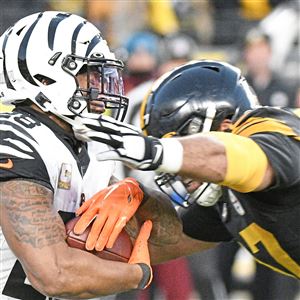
85;214;108;250
128;220;152;266
75;197;93;216
76;189;107;216
95;215;119;251
73;208;99;234
106;216;127;249
137;220;152;242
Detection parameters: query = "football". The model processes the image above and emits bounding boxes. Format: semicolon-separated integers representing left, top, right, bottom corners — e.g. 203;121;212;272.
65;216;133;262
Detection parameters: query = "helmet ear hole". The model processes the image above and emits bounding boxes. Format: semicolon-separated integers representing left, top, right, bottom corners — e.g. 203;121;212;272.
33;74;56;85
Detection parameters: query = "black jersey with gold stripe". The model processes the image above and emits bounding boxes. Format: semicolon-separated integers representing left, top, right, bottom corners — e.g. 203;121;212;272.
181;107;300;279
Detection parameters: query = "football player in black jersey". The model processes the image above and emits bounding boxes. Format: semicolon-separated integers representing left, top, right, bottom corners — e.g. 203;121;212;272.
73;60;300;280
0;11;179;299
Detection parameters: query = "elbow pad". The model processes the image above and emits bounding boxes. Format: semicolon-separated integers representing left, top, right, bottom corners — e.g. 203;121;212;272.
208;132;268;193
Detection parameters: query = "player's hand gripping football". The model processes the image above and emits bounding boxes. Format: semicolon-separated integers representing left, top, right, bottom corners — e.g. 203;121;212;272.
129;220;153;289
73;115;167;171
74;178;144;251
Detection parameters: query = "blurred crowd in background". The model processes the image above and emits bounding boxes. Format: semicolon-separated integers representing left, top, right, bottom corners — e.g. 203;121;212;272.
1;1;299;299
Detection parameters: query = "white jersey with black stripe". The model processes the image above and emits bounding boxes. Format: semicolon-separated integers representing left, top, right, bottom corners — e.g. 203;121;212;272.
0;108;116;300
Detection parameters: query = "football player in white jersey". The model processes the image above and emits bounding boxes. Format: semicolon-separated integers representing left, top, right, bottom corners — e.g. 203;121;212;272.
0;11;181;299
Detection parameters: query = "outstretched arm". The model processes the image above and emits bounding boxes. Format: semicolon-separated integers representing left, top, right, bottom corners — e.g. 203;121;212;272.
73;115;274;193
0;180;149;299
178;132;274;192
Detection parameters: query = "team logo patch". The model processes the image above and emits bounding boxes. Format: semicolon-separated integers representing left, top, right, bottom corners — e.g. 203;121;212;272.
58;163;72;190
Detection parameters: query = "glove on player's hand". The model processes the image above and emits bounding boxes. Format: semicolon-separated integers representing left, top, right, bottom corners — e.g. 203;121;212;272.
129;220;153;289
74;178;144;251
73;115;164;171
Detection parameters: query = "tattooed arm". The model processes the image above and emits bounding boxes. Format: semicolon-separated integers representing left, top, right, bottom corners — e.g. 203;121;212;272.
126;186;217;264
0;180;146;299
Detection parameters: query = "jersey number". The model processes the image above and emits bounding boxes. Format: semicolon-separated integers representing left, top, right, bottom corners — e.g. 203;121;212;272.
240;222;300;278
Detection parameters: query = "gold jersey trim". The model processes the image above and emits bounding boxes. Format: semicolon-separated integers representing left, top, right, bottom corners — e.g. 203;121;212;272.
231;116;300;141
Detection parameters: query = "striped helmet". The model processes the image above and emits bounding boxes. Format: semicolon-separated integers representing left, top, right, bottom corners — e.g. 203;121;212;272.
0;11;128;121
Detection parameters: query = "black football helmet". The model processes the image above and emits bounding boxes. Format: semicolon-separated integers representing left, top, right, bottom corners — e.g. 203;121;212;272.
141;60;259;207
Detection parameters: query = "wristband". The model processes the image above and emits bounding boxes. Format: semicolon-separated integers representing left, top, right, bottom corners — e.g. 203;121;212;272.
157;138;183;174
136;263;152;289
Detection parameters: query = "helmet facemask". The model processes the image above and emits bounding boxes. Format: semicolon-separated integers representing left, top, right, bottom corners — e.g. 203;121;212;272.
155;173;222;208
63;54;128;121
154;104;218;208
154;173;197;207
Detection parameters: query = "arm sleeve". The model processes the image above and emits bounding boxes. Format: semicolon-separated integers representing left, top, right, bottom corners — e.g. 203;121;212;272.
209;132;268;192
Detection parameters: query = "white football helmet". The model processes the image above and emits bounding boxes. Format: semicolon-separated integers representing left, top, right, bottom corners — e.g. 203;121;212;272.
0;11;128;122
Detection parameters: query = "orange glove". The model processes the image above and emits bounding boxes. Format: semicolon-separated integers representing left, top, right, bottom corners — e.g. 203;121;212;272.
74;178;144;251
129;220;153;289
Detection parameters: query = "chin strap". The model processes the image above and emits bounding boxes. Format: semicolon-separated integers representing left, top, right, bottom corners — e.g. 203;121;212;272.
202;103;217;133
44;102;97;136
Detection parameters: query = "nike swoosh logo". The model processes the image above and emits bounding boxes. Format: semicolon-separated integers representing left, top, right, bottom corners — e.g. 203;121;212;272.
152;144;163;165
0;159;13;169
